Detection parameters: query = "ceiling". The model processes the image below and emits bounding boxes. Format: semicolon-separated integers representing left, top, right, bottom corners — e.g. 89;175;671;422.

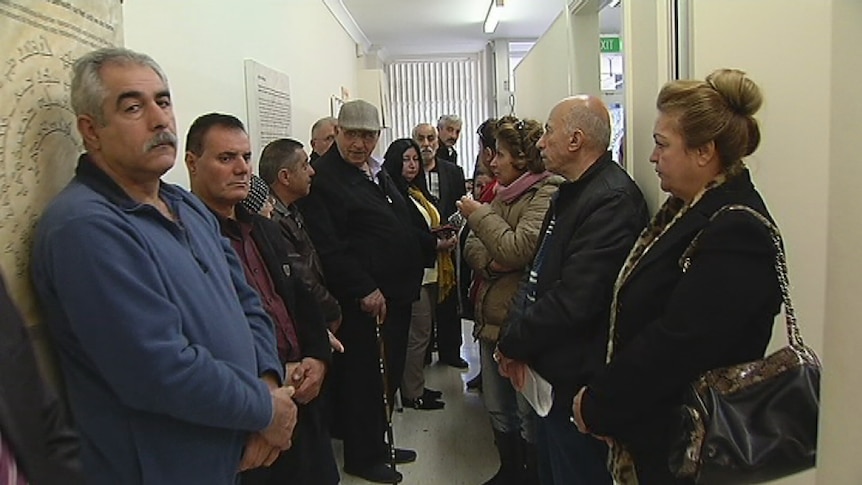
338;0;621;59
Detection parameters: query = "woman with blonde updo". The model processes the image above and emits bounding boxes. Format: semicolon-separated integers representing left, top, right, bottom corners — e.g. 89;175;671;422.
572;69;783;484
459;116;564;485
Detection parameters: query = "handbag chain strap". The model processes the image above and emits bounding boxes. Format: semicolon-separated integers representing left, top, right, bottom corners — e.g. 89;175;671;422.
680;204;806;350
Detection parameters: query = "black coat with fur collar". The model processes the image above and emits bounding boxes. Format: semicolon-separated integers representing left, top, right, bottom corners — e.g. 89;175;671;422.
581;169;782;483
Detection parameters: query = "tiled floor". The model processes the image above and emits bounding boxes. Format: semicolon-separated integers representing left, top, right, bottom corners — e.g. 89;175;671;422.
335;321;498;484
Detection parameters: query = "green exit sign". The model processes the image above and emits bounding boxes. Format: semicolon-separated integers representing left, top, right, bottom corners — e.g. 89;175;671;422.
601;36;621;53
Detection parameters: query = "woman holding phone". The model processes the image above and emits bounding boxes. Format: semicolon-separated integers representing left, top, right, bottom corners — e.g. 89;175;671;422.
458;116;563;484
383;138;457;410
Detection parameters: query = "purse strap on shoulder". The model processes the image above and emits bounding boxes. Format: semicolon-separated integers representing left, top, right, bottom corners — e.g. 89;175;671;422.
680;204;805;350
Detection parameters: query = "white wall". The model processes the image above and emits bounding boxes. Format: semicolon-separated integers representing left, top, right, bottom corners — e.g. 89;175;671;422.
513;11;571;121
676;1;862;483
513;1;602;128
621;0;671;211
819;2;862;483
123;0;359;186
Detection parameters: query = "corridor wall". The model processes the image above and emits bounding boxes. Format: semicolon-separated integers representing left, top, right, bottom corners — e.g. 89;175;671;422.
123;0;359;186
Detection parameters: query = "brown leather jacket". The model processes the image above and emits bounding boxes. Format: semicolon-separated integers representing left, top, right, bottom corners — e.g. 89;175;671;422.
272;198;342;326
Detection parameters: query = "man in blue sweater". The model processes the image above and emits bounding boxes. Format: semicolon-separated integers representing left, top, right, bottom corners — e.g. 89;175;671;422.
31;47;297;485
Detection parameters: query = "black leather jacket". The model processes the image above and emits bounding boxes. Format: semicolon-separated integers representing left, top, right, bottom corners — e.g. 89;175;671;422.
499;153;649;408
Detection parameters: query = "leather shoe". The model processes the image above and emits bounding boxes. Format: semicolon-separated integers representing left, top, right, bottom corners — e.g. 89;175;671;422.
394;448;417;464
423;387;443;399
344;463;403;483
440;357;469;369
401;395;445;410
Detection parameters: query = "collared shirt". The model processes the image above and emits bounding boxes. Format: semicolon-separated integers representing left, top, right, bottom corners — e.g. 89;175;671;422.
366;155;383;185
221;217;302;363
425;164;441;200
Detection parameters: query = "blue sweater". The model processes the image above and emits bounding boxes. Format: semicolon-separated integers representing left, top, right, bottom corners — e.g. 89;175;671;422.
31;156;282;485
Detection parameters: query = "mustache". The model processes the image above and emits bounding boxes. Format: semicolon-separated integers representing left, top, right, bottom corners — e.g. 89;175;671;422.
144;131;177;152
421;147;434;153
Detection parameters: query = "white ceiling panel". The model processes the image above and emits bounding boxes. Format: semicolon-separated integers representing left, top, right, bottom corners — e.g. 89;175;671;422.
339;0;622;59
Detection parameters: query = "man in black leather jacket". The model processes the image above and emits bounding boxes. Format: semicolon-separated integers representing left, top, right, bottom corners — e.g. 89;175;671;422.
259;138;342;334
497;96;648;485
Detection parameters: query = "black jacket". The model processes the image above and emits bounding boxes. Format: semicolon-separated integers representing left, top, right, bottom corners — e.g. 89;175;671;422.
297;149;423;305
581;170;780;483
435;145;457;167
229;206;332;365
428;158;466;220
271;199;342;325
498;153;648;407
0;275;82;485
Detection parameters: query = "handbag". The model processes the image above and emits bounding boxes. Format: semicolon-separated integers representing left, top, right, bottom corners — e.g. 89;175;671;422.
668;205;821;484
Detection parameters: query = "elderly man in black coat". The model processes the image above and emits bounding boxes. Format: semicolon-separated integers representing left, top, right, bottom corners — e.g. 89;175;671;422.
298;100;425;484
413;122;468;369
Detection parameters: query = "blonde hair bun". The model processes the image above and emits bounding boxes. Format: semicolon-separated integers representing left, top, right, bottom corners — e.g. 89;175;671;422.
706;69;763;117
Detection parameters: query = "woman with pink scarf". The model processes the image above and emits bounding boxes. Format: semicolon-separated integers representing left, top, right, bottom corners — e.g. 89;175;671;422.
458;116;563;485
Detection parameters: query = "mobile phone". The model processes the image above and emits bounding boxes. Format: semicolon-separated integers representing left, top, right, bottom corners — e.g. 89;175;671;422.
431;224;457;239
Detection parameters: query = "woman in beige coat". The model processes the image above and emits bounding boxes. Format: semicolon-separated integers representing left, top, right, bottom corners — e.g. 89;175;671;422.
458;116;563;485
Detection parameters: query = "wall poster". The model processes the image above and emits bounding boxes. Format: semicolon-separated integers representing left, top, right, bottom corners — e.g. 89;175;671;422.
0;0;123;374
243;59;292;164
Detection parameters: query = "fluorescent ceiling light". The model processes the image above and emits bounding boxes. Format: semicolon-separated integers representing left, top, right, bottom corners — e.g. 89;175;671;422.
484;0;505;34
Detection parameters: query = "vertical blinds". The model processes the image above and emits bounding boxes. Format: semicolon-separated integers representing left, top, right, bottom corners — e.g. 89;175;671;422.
385;57;489;179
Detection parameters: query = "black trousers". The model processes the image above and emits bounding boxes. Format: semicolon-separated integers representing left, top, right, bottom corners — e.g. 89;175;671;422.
332;301;411;470
435;284;463;362
240;398;340;485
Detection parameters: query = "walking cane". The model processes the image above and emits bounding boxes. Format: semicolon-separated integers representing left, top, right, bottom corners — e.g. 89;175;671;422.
375;313;398;482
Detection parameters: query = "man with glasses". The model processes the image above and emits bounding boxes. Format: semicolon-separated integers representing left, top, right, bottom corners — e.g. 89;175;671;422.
297;100;423;484
309;117;337;161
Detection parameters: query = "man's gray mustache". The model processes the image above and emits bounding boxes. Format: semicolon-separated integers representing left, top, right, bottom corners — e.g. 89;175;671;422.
144;131;178;152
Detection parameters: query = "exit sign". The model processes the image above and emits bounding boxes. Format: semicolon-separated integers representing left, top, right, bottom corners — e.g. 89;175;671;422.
601;36;621;53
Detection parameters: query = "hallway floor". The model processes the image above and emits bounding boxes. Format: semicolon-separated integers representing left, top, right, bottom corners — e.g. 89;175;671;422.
335;322;498;484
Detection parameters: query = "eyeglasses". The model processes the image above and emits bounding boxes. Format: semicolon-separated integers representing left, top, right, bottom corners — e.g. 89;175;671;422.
342;129;379;142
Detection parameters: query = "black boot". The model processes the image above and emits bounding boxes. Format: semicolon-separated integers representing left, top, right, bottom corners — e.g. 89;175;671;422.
481;430;521;485
520;438;540;485
466;372;483;392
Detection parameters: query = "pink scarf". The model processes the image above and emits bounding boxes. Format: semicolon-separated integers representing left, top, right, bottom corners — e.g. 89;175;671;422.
496;171;551;204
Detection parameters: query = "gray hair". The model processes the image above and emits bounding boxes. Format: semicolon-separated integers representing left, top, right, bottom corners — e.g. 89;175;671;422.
71;47;168;126
437;114;462;129
311;116;337;138
563;104;610;152
412;123;436;140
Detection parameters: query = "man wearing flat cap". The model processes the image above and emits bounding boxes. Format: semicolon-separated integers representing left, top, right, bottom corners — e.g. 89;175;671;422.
297;100;424;483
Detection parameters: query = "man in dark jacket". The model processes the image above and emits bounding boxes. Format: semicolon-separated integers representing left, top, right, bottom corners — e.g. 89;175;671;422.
309;117;337;162
298;100;423;484
186;113;337;485
0;273;82;485
497;96;649;485
258;138;342;333
413;122;468;369
435;114;462;165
